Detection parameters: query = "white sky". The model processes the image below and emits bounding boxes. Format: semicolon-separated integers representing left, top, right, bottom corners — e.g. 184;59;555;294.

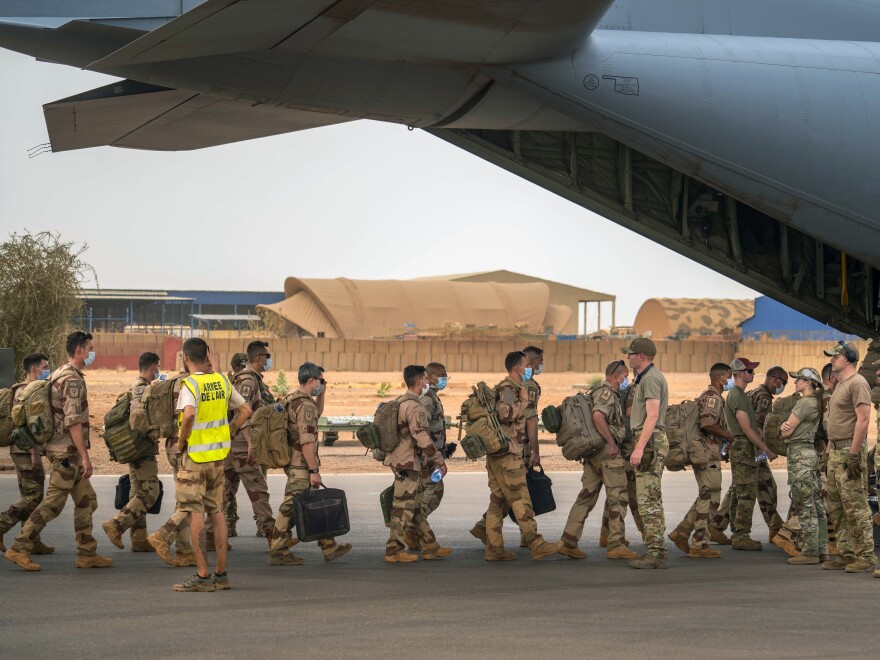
0;48;756;327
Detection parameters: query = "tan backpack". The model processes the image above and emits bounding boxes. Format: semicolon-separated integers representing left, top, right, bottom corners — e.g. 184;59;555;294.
762;393;801;457
459;382;508;459
249;396;292;469
140;373;188;439
549;391;606;461
665;400;706;470
10;375;61;446
0;387;14;448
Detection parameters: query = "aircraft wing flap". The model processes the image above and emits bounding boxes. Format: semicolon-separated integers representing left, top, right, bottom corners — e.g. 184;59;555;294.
43;80;353;152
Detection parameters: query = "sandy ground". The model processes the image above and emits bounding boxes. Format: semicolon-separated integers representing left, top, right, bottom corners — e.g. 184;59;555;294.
2;369;876;475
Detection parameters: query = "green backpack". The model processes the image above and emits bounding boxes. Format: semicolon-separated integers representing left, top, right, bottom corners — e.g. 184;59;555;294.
0;387;14;448
103;392;155;464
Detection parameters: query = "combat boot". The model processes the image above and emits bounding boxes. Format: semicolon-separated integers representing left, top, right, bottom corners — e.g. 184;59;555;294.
484;550;517;561
5;548;40;571
668;529;691;554
844;559;875;573
819;554;831;563
688;547;722;559
709;528;731;545
788;554;820;565
422;546;453;560
768;527;781;543
822;558;849;570
772;535;799;557
76;554;113;569
384;551;419;564
269;553;305;566
404;530;419;551
557;544;587;560
519;534;529;549
628;554;668;569
147;531;174;566
469;524;487;546
173;553;197;567
607;546;638;560
873;511;880;526
731;538;762;551
598;529;608;548
102;521;124;549
324;543;353;562
31;541;55;555
530;540;563;560
131;541;155;553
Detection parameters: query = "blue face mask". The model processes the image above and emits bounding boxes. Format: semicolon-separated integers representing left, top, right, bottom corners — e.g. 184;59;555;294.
536;364;544;376
724;377;734;392
437;376;448;390
522;367;533;382
84;350;95;367
39;369;51;380
619;376;629;392
264;357;272;372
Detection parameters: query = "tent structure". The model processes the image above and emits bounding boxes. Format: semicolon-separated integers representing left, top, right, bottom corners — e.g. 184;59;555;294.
633;298;755;338
257;277;574;339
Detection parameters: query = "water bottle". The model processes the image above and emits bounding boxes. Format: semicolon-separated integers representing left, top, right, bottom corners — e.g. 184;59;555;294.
755;451;769;463
430;467;443;483
720;439;731;460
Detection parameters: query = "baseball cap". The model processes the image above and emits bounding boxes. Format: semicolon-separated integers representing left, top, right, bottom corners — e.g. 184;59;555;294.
788;367;822;386
730;357;760;372
231;352;248;369
823;340;859;362
621;337;657;357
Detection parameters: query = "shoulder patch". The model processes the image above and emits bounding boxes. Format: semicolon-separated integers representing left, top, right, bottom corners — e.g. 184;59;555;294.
707;397;717;409
303;407;315;423
760;399;770;410
417;411;428;427
600;390;611;402
240;384;253;400
64;380;81;398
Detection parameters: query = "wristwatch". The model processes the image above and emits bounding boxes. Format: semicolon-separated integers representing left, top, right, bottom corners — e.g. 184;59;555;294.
307;467;320;474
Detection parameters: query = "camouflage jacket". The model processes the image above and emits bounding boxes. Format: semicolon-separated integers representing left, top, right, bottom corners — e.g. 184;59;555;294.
419;385;446;451
46;363;90;454
384;392;442;472
286;388;319;469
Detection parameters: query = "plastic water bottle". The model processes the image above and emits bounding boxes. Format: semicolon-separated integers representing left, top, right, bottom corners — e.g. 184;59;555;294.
431;467;443;483
755;451;769;463
720;440;731;460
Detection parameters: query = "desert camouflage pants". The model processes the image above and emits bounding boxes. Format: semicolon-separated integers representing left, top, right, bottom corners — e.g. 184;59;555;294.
0;453;46;542
106;456;159;540
635;432;668;559
385;469;438;556
11;452;97;556
561;448;628;550
269;466;339;557
601;463;643;539
675;463;722;549
419;466;444;518
786;444;828;557
826;446;876;564
485;452;546;555
712;458;783;536
156;450;193;554
223;440;274;536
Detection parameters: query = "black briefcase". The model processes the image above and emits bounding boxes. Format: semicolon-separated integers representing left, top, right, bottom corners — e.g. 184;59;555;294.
114;474;164;514
294;486;351;542
509;466;556;523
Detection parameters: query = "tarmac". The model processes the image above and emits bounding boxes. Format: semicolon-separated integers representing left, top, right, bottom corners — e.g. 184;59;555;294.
0;469;876;658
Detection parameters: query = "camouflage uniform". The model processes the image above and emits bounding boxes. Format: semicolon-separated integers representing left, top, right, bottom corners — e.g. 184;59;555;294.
600;385;642;542
269;389;345;560
630;365;669;560
674;387;724;549
748;385;784;536
560;384;629;551
104;377;160;544
725;385;762;542
419;384;447;518
10;365;99;557
825;373;875;565
384;392;445;556
155;375;193;556
0;383;47;546
223;368;275;537
784;396;827;557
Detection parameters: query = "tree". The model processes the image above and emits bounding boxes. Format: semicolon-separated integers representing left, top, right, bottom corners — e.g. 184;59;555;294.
0;231;96;379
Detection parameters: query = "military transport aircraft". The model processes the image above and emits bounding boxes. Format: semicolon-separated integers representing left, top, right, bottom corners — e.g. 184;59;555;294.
1;0;878;336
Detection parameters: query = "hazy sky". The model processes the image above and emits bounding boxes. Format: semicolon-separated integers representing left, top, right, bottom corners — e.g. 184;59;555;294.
0;48;755;327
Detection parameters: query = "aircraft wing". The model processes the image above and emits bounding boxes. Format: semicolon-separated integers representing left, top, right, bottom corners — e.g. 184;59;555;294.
43;79;353;152
91;0;614;69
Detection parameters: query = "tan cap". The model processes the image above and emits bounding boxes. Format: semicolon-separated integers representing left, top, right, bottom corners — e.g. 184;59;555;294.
621;337;657;357
731;357;760;371
823;341;859;362
788;367;822;386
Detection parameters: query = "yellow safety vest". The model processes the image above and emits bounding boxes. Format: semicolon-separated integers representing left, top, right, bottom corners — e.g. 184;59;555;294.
180;373;232;463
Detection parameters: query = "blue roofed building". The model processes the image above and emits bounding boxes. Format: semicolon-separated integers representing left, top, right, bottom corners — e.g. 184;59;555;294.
740;296;862;341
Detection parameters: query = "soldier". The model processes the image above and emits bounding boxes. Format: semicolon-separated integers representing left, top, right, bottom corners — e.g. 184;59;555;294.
222;341;275;541
171;338;252;592
557;359;637;561
5;331;112;571
623;338;670;569
268;362;352;565
223;351;248;534
748;366;787;541
669;363;733;559
820;341;876;573
418;362;451;525
0;352;54;555
384;365;451;563
482;352;560;562
101;352;162;552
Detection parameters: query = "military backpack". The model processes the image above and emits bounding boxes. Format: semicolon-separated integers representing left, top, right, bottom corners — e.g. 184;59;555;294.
762;393;801;457
248;393;293;469
139;373;188;439
357;398;403;455
457;382;508;460
10;373;63;450
0;387;15;448
102;391;155;463
543;391;606;462
664;400;708;470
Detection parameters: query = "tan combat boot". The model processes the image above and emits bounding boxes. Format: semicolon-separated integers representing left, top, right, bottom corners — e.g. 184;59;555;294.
31;541;55;555
404;531;419;551
788;554;820;565
772;535;799;557
688;547;722;559
76;554;113;569
102;521;124;549
484;550;517;561
557;544;587;560
668;530;691;554
844;559;875;573
709;528;731;545
469;524;487;546
384;551;418;564
731;538;762;551
598;529;609;548
530;540;563;560
519;534;529;549
269;552;305;566
173;553;197;567
607;546;638;560
422;546;453;560
628;554;668;569
147;531;174;566
5;548;40;571
822;558;849;570
768;528;781;543
324;543;353;562
131;541;155;553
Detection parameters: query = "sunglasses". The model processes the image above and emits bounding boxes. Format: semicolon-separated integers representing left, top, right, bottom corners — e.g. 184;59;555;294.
735;369;755;375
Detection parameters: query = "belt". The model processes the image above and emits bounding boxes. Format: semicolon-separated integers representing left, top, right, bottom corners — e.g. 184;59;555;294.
829;440;852;450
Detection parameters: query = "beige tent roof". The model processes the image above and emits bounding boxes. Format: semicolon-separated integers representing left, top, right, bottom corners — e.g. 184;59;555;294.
634;298;755;338
258;277;572;338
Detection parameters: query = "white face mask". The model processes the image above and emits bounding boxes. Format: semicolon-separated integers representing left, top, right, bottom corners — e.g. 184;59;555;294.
723;377;734;392
420;383;430;396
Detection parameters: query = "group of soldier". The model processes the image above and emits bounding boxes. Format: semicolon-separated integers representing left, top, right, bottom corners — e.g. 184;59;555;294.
2;332;878;589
